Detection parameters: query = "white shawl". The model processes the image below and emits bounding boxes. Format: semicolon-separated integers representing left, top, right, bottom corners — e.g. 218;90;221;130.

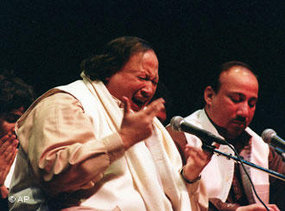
56;74;192;211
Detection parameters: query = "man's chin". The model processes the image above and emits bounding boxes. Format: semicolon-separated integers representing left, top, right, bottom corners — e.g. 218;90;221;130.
228;128;244;139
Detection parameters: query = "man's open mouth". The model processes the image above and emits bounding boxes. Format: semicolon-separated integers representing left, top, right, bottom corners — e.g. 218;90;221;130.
132;97;147;109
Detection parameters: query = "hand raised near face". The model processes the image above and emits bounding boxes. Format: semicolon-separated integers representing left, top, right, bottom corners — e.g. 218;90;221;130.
0;134;18;186
119;96;165;149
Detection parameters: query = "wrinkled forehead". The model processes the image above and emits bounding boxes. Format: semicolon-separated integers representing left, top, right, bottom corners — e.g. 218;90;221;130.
131;50;159;77
142;50;159;68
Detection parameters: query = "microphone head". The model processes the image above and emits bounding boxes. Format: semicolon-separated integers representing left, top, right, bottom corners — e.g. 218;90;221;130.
261;129;277;144
170;116;184;131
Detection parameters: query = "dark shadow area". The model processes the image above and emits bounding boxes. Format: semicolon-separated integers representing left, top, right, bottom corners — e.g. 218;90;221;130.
1;0;284;137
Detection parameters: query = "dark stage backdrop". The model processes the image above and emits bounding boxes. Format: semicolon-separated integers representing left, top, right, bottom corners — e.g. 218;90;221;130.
1;0;285;138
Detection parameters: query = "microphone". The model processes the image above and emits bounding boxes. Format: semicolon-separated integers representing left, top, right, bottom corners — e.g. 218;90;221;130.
261;129;285;151
170;116;228;145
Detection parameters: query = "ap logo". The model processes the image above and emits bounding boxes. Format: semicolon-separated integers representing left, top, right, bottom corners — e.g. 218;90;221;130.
8;195;30;203
8;196;17;203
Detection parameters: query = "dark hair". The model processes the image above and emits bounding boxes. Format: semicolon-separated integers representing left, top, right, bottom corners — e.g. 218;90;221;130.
0;70;35;114
81;36;155;83
210;61;257;92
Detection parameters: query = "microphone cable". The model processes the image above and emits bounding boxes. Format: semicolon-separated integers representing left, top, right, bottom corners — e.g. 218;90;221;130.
224;141;270;211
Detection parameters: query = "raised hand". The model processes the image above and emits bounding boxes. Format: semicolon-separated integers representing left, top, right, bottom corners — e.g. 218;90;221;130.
119;96;165;149
0;134;18;186
182;145;212;181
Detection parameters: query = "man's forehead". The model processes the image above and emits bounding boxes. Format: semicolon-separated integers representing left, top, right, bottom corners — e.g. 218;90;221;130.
128;51;159;76
220;66;257;84
221;66;256;79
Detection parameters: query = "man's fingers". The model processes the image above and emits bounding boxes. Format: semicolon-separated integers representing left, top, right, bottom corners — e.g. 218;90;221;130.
122;96;131;115
0;139;10;154
144;98;165;117
185;145;212;161
0;134;10;144
267;204;280;211
4;139;18;162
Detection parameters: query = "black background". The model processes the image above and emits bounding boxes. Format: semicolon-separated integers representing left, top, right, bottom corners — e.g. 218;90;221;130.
1;0;285;137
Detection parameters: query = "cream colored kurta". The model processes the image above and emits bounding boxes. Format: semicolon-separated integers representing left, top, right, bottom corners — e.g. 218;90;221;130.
9;78;204;211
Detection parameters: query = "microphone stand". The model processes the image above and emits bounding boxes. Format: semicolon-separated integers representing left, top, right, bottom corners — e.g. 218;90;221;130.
202;144;285;182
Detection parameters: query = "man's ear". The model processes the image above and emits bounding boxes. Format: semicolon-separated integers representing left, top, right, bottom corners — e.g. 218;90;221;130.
204;86;215;105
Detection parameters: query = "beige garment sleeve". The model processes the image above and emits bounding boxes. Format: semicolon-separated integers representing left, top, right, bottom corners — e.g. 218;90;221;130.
166;125;209;211
17;92;125;195
186;181;209;211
